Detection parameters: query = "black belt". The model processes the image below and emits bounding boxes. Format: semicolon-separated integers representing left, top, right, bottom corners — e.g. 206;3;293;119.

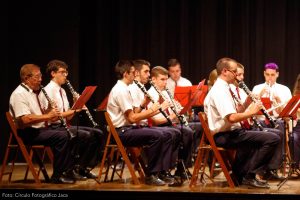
49;123;64;129
115;125;149;133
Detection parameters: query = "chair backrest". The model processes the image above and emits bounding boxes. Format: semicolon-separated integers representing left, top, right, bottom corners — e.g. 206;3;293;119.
197;112;236;188
100;111;141;184
4;112;50;183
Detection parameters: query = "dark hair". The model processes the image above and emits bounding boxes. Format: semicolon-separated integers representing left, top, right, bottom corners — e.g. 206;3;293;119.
115;60;134;79
167;58;180;68
133;59;150;71
46;59;68;76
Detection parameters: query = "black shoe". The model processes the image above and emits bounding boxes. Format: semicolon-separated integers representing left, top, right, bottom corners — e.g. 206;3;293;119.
145;175;166;186
262;170;284;181
158;171;174;184
174;169;192;180
67;170;88;181
79;168;98;179
241;177;270;189
168;176;183;187
51;174;76;184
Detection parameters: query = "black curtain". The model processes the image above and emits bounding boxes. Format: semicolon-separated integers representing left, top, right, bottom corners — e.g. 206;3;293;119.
2;0;299;158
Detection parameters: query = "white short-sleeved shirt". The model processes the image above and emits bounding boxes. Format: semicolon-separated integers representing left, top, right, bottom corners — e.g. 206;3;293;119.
128;82;145;108
9;84;44;129
167;76;192;96
229;84;247;104
39;80;70;124
147;86;174;122
128;82;148;125
252;82;292;117
204;78;241;134
107;80;135;128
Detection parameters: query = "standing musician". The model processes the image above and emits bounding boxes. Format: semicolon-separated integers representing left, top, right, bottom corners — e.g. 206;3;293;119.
204;57;281;188
230;63;284;181
147;66;195;180
107;60;175;186
39;59;104;180
9;64;79;184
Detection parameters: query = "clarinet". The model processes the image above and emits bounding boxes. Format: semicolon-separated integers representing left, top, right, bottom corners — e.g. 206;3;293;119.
164;87;189;126
133;80;173;125
229;87;264;131
40;85;76;139
65;80;99;128
238;81;278;128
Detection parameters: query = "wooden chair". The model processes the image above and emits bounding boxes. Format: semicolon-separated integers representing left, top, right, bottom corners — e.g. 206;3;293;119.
97;111;145;184
190;112;236;188
0;112;53;184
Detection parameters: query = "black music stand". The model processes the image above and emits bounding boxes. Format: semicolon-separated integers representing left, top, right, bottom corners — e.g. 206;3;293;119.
277;95;300;189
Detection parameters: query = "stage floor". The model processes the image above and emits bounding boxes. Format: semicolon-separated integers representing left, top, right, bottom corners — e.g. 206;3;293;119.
1;164;300;200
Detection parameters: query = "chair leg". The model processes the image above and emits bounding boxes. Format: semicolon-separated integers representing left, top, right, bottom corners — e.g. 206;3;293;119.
0;139;12;182
210;156;216;179
110;150;120;181
32;148;50;182
24;147;34;181
0;133;20;183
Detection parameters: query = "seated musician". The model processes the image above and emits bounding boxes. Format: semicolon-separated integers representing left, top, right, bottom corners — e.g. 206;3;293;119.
252;62;292;179
166;58;192;96
128;59;180;184
9;64;80;184
204;57;280;188
39;59;105;180
147;66;195;180
107;60;175;186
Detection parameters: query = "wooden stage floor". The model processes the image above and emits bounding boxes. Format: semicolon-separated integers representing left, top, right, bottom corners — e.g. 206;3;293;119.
1;164;300;200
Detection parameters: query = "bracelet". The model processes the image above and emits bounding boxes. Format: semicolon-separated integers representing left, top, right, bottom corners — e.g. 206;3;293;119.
140;105;145;110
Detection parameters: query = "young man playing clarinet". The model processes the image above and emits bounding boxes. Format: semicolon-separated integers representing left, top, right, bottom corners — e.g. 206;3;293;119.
128;59;183;184
147;66;195;180
39;59;104;181
107;60;175;186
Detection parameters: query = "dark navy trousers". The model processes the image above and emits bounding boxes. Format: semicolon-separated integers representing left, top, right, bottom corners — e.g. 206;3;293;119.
214;128;280;181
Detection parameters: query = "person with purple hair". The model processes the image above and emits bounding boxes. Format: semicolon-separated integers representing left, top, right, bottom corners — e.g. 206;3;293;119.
252;62;292;180
252;62;292;116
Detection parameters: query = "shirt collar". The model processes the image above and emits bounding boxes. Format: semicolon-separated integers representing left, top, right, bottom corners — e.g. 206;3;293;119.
49;80;62;91
20;83;33;93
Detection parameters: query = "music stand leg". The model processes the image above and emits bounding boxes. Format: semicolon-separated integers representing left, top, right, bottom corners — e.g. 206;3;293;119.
277;118;300;190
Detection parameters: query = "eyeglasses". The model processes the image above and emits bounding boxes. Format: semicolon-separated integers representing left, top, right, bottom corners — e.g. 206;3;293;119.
226;68;237;76
57;70;68;76
29;73;42;79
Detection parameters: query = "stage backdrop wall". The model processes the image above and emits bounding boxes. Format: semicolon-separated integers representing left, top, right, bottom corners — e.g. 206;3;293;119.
2;0;299;159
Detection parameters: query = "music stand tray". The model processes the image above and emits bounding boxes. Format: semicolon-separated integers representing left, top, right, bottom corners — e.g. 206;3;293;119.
174;79;207;115
72;86;97;110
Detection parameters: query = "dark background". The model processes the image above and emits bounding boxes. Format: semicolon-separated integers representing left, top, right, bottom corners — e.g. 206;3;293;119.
1;0;299;159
